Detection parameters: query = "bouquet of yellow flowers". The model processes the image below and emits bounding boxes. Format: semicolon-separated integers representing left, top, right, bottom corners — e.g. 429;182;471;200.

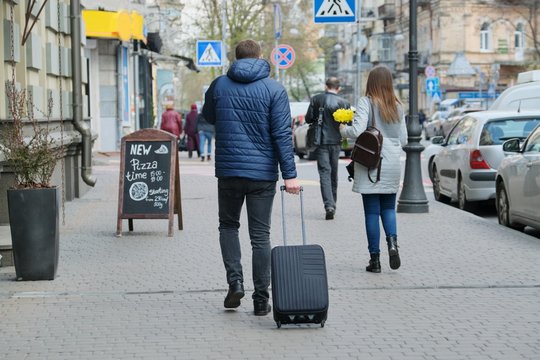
333;108;354;123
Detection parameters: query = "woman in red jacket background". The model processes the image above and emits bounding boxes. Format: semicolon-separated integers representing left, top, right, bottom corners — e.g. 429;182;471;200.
160;103;183;139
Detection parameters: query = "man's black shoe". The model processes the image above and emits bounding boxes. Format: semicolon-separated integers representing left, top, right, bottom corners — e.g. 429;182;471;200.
253;300;271;316
224;281;244;308
325;208;335;220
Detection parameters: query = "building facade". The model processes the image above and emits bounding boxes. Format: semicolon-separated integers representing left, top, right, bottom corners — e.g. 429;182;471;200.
333;0;539;112
0;0;94;225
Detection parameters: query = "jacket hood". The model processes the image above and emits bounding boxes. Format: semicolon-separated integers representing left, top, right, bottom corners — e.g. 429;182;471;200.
227;58;270;83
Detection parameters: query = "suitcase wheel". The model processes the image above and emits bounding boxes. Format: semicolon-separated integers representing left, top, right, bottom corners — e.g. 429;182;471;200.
276;321;281;329
321;320;325;328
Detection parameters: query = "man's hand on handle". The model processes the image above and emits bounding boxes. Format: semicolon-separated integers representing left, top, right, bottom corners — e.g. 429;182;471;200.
283;178;301;195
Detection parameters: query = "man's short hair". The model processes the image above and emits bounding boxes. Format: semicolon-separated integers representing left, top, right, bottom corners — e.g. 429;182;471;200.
235;39;262;60
325;77;340;90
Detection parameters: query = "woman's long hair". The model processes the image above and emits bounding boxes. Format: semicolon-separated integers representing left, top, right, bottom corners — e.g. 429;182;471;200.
365;66;401;124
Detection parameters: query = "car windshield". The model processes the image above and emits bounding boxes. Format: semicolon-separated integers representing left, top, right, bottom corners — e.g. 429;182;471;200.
480;118;540;145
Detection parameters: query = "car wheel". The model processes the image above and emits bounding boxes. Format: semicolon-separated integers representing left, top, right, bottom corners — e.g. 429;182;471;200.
428;156;435;182
457;175;474;211
432;165;450;203
496;182;525;231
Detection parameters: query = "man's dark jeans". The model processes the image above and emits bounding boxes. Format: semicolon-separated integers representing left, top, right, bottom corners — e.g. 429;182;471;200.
316;144;341;211
218;177;276;302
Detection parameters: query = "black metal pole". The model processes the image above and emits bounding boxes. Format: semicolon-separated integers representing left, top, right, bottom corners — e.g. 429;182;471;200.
397;0;428;213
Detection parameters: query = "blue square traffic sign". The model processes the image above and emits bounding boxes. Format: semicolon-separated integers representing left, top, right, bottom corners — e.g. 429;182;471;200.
197;40;223;67
425;77;440;96
314;0;356;23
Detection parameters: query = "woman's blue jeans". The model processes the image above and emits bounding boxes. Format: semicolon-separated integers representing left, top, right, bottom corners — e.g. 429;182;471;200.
199;131;213;156
218;178;276;301
361;193;397;254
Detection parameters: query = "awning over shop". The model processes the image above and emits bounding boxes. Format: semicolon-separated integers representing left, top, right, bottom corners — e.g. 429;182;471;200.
82;10;146;43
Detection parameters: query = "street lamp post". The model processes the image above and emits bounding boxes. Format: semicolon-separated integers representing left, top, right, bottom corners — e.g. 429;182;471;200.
354;0;361;105
397;0;429;213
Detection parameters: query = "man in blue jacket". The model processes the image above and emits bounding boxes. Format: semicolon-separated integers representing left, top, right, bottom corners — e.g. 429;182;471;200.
203;39;300;316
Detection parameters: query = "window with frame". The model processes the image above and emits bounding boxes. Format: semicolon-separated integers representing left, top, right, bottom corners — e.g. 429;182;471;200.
378;35;393;62
514;23;525;49
480;23;490;51
524;122;540;152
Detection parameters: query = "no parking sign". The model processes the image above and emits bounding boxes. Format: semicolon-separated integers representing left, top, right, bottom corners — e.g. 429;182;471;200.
271;44;295;69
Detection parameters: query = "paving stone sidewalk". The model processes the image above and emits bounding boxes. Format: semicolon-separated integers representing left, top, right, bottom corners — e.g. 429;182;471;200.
0;152;538;360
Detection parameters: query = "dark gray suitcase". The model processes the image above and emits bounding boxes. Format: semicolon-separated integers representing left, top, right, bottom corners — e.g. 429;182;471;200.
271;186;329;328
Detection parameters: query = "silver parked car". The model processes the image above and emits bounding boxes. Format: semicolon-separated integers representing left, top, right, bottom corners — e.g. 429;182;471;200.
441;107;483;138
495;123;540;231
431;110;540;211
424;111;446;140
294;122;354;160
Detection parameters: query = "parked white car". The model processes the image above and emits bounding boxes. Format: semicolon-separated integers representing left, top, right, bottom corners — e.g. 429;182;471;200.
495;123;540;231
442;107;483;137
424;111;446;140
490;70;540;111
431;110;540;210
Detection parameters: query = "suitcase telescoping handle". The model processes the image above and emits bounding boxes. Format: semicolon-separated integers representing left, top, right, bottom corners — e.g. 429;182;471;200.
280;185;307;246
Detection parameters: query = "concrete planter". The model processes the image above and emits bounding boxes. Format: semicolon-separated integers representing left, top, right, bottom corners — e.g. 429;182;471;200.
7;187;59;280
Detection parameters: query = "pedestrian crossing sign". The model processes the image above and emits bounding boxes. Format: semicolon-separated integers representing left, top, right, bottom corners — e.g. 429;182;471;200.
314;0;356;23
197;40;223;67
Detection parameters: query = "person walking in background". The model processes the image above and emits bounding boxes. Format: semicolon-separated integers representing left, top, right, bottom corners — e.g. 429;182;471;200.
305;77;350;220
418;109;426;131
203;39;300;316
197;112;215;161
160;103;183;139
340;65;407;273
184;104;201;159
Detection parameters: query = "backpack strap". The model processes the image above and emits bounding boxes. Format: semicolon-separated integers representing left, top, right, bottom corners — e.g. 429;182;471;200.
367;97;376;128
367;162;381;183
367;97;382;184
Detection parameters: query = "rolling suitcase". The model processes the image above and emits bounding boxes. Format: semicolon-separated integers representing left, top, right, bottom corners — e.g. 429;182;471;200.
271;186;329;328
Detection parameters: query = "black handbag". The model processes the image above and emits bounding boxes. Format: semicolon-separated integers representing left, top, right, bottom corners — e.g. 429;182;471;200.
306;106;324;152
345;161;354;182
178;135;187;152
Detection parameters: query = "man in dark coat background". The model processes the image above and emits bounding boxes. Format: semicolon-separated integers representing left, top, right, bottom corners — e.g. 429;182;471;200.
305;77;350;220
184;103;200;159
203;39;300;316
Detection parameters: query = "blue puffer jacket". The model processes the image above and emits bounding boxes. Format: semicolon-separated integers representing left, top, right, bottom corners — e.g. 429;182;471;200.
202;58;297;181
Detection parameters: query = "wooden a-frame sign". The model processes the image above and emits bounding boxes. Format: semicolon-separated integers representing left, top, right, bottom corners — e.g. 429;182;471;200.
116;129;183;237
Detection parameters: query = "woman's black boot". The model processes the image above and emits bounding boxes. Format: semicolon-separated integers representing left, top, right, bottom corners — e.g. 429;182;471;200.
366;253;381;273
387;236;401;270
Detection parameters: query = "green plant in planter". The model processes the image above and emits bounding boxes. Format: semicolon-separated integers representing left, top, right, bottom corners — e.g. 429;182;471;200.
0;81;63;188
0;81;64;281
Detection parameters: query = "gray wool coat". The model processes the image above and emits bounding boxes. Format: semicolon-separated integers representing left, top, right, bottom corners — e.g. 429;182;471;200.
340;96;408;194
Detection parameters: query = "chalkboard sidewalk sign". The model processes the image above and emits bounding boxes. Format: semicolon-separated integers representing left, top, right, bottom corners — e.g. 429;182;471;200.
116;129;183;237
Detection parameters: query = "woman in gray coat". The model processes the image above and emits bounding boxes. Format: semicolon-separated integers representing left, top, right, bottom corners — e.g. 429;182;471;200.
340;66;407;273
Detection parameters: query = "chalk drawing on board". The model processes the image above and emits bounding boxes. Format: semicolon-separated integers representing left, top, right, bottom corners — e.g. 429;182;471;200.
155;145;169;154
129;182;148;201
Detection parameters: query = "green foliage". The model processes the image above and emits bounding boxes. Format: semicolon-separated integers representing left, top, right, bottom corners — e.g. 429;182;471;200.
0;81;64;189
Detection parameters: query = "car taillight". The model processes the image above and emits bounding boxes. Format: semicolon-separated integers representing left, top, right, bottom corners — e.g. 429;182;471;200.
470;149;490;169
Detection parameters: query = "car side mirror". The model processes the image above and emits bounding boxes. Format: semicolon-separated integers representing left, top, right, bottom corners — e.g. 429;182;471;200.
502;138;521;152
431;136;445;145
